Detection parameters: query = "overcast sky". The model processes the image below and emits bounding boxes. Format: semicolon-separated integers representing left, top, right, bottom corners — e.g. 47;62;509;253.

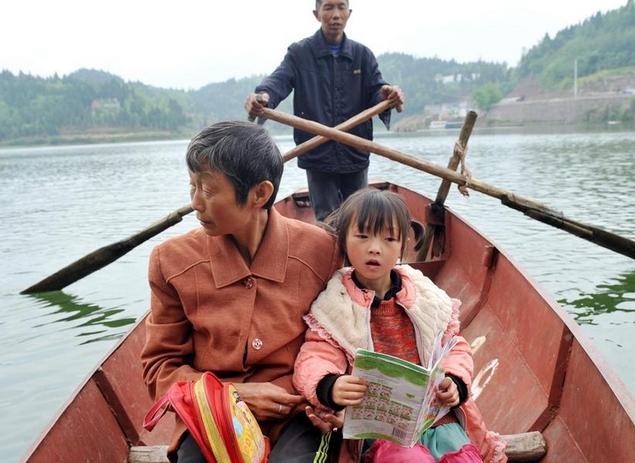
1;0;628;90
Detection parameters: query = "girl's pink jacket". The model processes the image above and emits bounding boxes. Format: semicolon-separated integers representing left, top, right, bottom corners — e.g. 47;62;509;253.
293;265;507;463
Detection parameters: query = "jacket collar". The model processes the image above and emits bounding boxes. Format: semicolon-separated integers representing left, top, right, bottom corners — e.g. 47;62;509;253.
351;270;403;308
342;266;417;308
208;208;289;288
310;29;353;60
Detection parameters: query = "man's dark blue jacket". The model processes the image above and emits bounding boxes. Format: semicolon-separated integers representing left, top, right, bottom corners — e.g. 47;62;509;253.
256;30;390;174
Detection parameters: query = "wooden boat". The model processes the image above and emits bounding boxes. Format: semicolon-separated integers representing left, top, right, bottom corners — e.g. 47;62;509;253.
22;181;635;462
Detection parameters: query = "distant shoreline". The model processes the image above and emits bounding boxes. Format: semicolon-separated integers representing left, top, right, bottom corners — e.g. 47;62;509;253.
0;129;192;149
0;125;295;149
1;121;632;149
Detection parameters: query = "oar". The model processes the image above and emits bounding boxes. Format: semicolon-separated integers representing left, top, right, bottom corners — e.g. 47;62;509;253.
282;99;393;162
259;107;635;260
20;206;193;295
20;100;393;294
417;111;477;261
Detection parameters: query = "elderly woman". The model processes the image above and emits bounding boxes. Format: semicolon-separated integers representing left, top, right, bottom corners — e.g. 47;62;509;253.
141;121;341;462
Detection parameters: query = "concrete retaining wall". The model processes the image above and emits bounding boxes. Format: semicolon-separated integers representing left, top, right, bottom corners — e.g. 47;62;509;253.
485;94;634;125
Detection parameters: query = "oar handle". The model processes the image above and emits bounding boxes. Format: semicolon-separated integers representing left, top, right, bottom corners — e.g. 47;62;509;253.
247;93;271;123
283;100;393;162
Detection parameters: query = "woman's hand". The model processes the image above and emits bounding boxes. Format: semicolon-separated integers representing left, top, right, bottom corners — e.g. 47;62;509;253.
332;375;368;407
233;382;304;421
435;376;460;407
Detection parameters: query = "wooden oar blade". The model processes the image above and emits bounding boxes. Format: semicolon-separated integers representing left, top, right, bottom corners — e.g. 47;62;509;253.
523;209;635;259
21;241;136;294
21;206;193;294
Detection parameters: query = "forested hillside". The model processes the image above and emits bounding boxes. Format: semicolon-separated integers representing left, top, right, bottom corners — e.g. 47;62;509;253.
0;69;191;142
515;0;635;87
1;1;634;144
0;57;506;143
377;54;510;114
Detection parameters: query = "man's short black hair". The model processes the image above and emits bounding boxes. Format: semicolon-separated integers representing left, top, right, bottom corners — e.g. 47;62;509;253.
315;0;349;9
186;121;283;209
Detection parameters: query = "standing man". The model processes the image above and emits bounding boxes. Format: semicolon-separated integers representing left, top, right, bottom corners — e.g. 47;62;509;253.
245;0;404;222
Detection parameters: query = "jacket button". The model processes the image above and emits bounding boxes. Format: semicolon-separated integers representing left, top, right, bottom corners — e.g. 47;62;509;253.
251;338;263;350
243;277;255;289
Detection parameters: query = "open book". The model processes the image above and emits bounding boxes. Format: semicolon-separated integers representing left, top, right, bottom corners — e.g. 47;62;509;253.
342;334;457;447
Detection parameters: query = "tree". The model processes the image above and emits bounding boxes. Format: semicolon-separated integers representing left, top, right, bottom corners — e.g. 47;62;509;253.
472;83;503;111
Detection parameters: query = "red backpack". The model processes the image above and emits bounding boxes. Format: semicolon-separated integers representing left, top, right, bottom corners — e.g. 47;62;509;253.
143;372;270;463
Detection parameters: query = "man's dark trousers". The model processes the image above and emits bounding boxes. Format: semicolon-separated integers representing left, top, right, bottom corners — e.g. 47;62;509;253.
307;168;368;222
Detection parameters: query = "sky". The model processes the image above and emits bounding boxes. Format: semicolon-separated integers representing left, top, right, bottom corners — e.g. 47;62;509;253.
1;0;629;90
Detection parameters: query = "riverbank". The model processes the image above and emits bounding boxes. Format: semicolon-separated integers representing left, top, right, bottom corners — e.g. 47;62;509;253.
2;124;632;150
0;128;191;148
484;92;635;127
392;100;634;133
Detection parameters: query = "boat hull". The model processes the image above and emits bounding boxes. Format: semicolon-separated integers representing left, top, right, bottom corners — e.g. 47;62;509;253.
23;182;635;463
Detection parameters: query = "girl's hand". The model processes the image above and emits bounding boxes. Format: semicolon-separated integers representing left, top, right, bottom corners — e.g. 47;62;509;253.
332;375;368;407
436;376;459;407
305;405;345;433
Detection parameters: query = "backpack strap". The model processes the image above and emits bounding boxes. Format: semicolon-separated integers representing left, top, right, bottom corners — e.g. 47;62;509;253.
142;394;171;431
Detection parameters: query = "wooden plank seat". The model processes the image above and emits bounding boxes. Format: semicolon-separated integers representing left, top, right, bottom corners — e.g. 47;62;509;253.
501;432;548;462
129;431;547;463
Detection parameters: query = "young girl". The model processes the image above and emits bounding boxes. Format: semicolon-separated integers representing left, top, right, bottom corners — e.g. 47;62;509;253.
293;188;506;463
